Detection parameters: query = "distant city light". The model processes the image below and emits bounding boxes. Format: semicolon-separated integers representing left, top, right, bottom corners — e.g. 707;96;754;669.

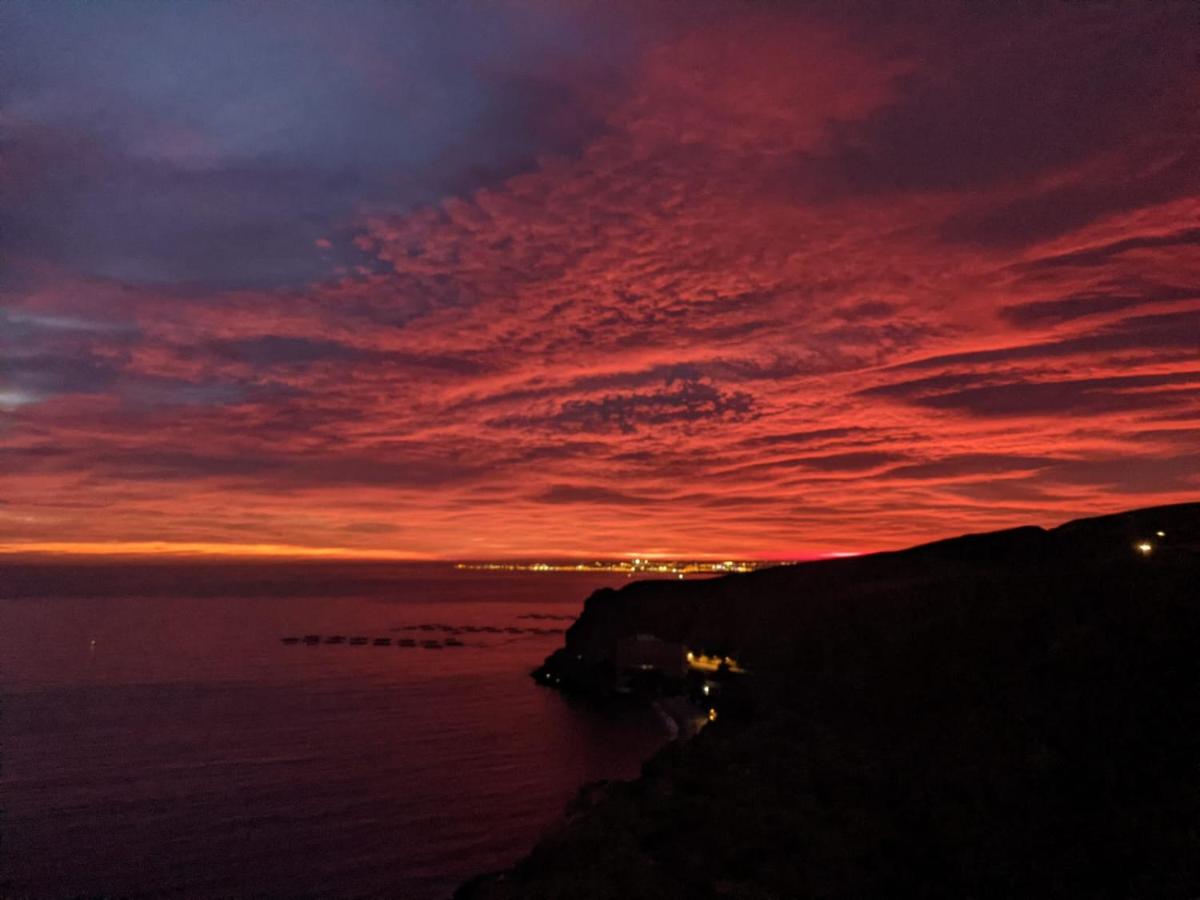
455;559;777;576
1136;542;1153;556
1156;530;1166;537
707;708;718;722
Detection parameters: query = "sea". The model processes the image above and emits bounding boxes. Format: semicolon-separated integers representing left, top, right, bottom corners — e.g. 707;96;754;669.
0;561;675;899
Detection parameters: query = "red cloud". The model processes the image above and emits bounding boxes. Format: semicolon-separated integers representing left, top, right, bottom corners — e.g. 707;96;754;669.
3;7;1198;559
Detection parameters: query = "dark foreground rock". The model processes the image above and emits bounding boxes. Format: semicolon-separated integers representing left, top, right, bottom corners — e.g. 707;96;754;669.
458;503;1200;898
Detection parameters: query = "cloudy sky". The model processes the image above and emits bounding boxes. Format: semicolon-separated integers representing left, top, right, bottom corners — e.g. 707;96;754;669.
2;1;1198;558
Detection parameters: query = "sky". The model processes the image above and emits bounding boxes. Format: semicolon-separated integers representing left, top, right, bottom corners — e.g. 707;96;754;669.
2;1;1198;559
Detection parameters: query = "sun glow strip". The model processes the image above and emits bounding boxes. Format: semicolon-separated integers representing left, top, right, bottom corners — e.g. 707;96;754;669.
2;544;867;563
0;541;429;561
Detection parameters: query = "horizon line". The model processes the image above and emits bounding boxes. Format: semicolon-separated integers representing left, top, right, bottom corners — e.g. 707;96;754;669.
0;540;859;564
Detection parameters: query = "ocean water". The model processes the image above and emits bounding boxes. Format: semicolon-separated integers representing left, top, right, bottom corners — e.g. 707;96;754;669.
0;562;671;899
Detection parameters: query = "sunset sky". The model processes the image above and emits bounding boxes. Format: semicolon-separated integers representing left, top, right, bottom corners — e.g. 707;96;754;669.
2;1;1198;559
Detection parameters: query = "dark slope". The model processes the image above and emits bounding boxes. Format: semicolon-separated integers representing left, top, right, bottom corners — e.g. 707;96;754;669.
459;504;1200;899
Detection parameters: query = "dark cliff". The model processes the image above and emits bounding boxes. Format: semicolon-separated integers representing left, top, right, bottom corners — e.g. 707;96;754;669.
461;503;1200;898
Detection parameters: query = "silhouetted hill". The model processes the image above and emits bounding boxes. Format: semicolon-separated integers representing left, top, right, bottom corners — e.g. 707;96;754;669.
459;503;1200;898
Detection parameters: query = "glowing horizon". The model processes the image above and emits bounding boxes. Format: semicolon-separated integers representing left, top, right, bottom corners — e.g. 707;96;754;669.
0;540;859;564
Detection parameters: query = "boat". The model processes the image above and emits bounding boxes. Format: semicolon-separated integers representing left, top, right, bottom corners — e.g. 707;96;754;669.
324;635;345;644
372;637;391;646
349;637;368;646
281;637;300;644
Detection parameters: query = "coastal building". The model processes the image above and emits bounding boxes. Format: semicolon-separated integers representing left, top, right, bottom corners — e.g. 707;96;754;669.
686;650;746;674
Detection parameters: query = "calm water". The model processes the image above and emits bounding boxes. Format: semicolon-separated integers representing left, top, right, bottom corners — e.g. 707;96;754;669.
0;562;670;899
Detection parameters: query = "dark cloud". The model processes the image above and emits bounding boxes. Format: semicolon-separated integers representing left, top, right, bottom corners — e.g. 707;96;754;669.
938;153;1200;248
791;451;908;472
0;1;632;287
208;336;365;367
21;446;487;490
879;454;1059;481
895;310;1200;370
1043;454;1200;495
119;379;248;409
1125;427;1200;448
938;479;1062;505
1000;283;1200;327
735;427;872;449
1015;227;1200;272
0;351;120;397
834;300;897;321
810;7;1198;196
0;344;260;408
865;371;1200;418
537;484;648;506
490;380;757;434
340;521;403;535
